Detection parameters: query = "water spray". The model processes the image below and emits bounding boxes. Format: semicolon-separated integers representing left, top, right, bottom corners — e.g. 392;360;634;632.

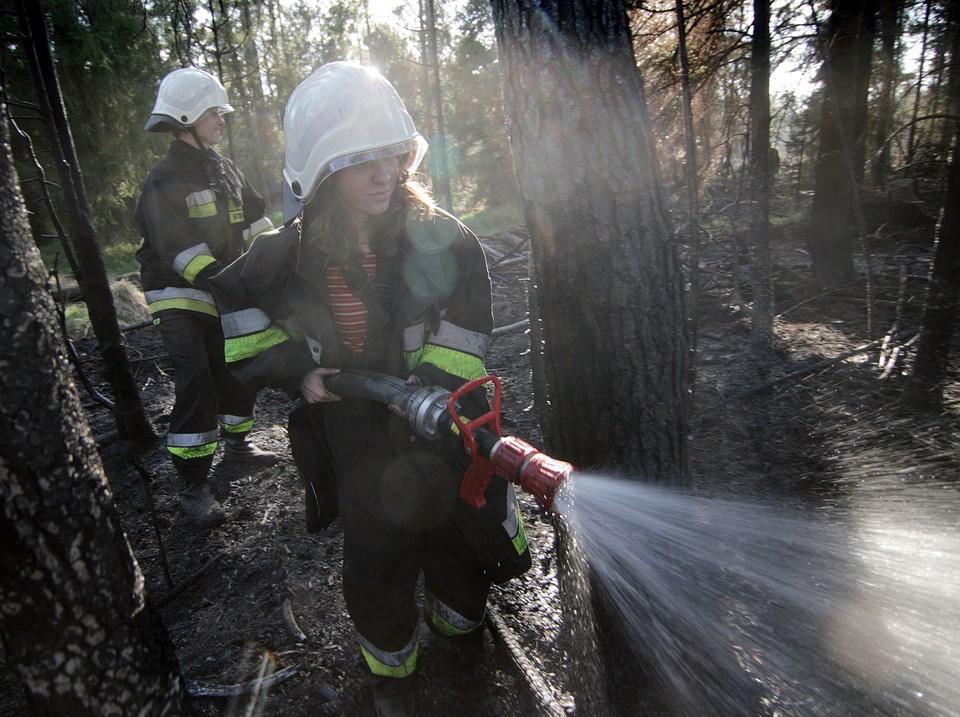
325;370;573;512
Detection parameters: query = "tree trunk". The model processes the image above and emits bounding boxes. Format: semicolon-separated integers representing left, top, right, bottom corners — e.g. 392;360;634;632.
807;0;867;287
674;0;701;359
15;0;155;451
749;0;774;347
906;0;931;171
852;2;876;185
425;0;453;212
0;101;187;717
871;0;903;187
901;4;960;414
489;0;691;481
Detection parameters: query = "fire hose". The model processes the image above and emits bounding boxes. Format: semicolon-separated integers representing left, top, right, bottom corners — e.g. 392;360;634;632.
326;370;574;715
325;370;573;513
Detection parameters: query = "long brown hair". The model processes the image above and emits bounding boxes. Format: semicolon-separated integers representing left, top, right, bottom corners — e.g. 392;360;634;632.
301;165;436;268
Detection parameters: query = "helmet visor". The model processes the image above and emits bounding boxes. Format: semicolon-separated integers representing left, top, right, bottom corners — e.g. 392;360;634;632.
318;137;427;188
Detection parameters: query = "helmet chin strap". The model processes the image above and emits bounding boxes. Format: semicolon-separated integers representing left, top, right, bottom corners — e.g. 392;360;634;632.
187;125;208;152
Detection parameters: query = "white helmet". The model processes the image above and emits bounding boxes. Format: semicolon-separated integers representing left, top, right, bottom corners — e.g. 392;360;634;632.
145;67;234;133
283;61;428;205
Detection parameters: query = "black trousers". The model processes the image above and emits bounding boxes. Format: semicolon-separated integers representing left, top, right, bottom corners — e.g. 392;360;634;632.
320;399;491;659
156;310;257;484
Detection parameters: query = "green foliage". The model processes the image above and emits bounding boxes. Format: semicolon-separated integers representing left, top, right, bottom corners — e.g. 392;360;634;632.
101;240;141;278
459;200;525;237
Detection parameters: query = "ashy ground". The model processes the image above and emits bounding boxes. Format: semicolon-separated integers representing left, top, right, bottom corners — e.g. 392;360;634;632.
4;211;959;716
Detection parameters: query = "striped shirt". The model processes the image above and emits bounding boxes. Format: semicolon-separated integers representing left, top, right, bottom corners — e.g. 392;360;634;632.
326;252;377;355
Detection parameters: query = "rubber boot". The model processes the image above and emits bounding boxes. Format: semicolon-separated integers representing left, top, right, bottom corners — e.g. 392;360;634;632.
180;482;226;527
222;433;278;466
370;675;416;717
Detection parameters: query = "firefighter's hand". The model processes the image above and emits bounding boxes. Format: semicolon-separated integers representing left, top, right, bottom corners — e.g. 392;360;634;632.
300;367;342;403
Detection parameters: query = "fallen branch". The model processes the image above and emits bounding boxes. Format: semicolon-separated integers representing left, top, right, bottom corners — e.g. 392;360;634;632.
186;663;300;699
697;330;917;417
154;552;224;608
281;598;310;643
129;457;173;590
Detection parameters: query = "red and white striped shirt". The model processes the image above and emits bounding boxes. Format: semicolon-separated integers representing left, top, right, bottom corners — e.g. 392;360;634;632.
326;252;377;355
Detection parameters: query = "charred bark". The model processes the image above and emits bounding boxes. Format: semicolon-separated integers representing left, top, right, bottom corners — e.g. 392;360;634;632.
901;136;960;412
0;102;187;717
871;0;903;188
807;0;868;287
749;0;774;347
489;0;690;481
15;0;155;451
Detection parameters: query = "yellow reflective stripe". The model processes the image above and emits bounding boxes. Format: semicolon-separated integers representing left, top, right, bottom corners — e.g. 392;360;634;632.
186;189;217;218
228;197;244;224
182;253;217;284
166;429;219;460
511;511;529;555
167;442;218;460
408;344;486;381
219;414;254;434
224;325;293;362
424;590;484;636
243;216;274;245
148;297;219;317
425;608;470;637
360;641;419;678
501;485;528;555
173;243;212;277
403;348;423;371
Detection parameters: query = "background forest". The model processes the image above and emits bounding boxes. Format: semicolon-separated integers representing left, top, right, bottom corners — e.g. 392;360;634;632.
3;0;960;715
3;0;956;273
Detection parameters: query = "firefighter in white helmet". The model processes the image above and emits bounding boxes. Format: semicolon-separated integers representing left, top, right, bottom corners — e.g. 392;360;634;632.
210;61;530;716
134;67;277;527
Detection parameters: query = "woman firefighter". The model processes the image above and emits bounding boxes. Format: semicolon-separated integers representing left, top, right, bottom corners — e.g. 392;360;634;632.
209;61;531;716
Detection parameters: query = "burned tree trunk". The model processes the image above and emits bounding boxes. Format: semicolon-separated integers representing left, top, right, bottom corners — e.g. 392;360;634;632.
749;0;774;347
15;0;155;451
901;136;960;412
490;0;690;481
807;0;868;287
0;102;187;716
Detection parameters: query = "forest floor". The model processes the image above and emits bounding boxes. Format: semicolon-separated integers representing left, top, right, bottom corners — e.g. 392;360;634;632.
4;193;959;717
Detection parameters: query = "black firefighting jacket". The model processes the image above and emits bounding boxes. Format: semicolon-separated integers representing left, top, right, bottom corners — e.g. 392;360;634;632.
209;210;532;582
208;210;493;394
134;139;273;318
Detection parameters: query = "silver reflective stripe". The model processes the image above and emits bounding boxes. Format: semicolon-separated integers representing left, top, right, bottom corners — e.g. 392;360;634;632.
166;428;219;448
501;483;521;538
173;243;214;276
186;189;217;209
218;413;254;428
221;308;273;339
356;629;418;668
306;337;324;364
144;286;217;308
403;321;426;352
424;589;484;632
428;320;489;357
242;216;274;243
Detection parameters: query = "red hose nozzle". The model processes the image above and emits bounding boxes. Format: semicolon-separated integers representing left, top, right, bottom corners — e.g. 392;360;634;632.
490;436;572;513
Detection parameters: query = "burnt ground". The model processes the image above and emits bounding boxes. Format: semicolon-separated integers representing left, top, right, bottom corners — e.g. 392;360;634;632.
5;205;960;716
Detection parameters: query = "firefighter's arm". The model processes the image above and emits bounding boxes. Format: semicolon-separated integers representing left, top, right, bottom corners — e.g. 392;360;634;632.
211;242;316;397
406;220;493;414
299;367;342;403
238;171;274;247
138;176;223;289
